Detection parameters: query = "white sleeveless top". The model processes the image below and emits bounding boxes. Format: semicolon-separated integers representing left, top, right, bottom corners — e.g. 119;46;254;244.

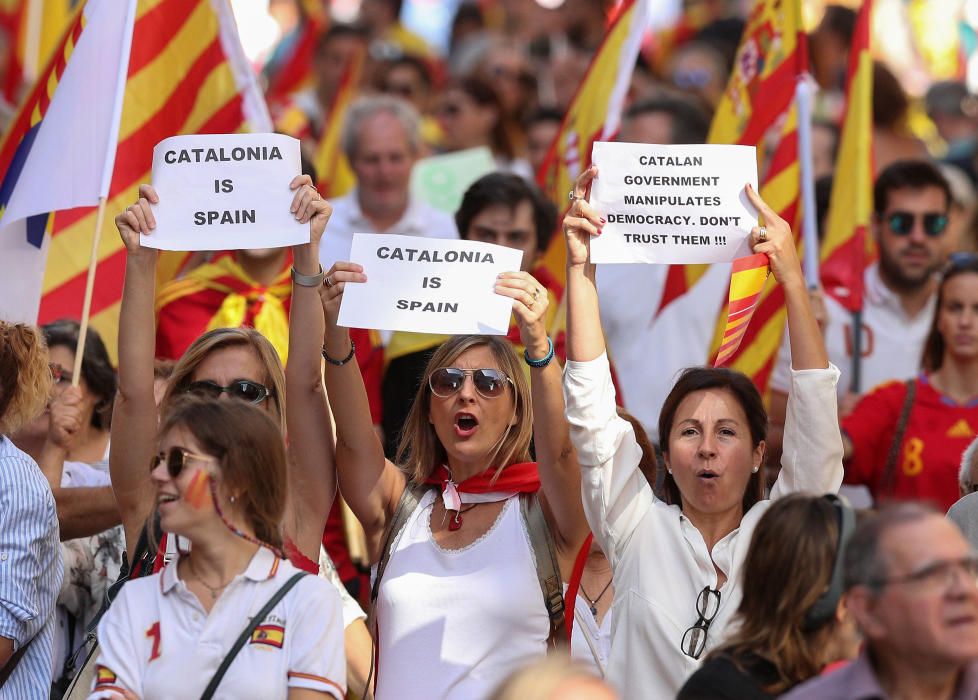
375;489;549;699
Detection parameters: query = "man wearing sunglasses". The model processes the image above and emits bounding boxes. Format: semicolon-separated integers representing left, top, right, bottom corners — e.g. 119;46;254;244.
785;504;978;700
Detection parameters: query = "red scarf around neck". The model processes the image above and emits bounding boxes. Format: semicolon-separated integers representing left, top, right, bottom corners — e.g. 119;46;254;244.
424;462;541;493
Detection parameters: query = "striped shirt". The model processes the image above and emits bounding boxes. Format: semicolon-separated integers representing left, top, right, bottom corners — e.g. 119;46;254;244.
0;436;63;699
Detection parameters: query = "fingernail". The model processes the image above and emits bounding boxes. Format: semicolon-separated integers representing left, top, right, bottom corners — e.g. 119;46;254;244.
596;228;603;236
600;218;606;224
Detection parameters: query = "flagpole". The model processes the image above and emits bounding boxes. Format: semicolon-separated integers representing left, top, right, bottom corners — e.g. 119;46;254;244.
796;75;820;288
23;0;43;85
70;197;107;387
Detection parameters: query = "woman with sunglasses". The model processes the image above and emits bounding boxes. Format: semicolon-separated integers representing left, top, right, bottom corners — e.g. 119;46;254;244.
842;253;978;511
297;253;589;698
89;396;346;699
110;179;375;695
561;168;843;698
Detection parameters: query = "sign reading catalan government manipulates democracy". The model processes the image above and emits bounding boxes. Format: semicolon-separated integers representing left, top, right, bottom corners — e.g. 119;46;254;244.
588;142;759;265
146;133;305;251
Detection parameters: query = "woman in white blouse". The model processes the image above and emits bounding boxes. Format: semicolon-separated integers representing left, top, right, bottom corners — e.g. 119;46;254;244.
560;168;843;698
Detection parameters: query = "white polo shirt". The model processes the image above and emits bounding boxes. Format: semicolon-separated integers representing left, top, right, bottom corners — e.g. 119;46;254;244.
771;263;936;397
89;547;345;699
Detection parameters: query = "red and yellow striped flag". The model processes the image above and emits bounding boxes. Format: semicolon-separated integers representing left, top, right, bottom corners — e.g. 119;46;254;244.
715;253;770;365
536;0;650;282
820;0;873;313
312;44;362;198
34;0;271;361
0;0;76;103
263;0;327;110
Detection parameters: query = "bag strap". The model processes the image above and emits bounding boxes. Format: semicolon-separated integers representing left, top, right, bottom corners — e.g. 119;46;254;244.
881;379;917;497
369;482;426;616
200;571;306;700
0;638;32;689
520;492;567;651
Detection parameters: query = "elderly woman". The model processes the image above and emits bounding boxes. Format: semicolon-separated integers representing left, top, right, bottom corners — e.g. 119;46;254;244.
561;167;843;697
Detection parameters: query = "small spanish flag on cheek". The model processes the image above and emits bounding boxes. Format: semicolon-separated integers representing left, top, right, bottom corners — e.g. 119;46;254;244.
250;624;286;648
94;665;118;687
184;470;211;510
715;254;771;367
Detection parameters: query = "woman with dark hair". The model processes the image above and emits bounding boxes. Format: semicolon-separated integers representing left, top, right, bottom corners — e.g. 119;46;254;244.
89;397;346;698
677;494;861;699
302;252;589;697
561;168;842;698
842;253;978;511
438;75;533;178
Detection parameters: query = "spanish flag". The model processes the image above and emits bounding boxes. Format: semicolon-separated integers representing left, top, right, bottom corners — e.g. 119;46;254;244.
535;0;651;281
715;254;770;366
250;623;286;648
32;0;272;361
820;0;873;313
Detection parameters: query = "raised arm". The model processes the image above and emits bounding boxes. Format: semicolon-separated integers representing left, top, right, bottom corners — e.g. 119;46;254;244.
111;185;162;559
565;166;605;363
319;262;405;558
283;176;338;561
495;272;589;561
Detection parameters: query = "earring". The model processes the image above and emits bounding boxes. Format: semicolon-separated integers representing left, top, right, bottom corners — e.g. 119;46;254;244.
230;495;237;504
752;466;760;473
667;469;673;475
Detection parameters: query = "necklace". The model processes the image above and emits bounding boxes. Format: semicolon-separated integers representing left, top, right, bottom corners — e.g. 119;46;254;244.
187;559;234;600
579;578;613;619
447;503;478;531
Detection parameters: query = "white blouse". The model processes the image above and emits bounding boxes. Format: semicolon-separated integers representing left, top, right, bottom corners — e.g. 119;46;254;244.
563;353;843;699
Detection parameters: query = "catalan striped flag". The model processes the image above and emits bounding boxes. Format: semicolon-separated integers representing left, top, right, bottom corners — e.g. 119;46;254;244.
0;0;130;324
703;0;808;391
263;0;327;110
820;0;873;313
715;254;770;365
312;44;362;198
33;0;271;358
0;0;77;103
536;0;651;281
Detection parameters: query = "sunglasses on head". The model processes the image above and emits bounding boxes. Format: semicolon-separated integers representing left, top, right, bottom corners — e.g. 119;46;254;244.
885;210;948;237
186;379;271;404
428;367;513;399
150;446;215;479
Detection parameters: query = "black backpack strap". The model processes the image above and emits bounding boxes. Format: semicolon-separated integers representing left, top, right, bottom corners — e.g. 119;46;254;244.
520;492;567;651
200;571;307;700
881;379;917;497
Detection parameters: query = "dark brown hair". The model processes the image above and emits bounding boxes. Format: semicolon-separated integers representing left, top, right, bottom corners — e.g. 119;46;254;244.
158;395;287;551
922;254;978;372
657;366;767;511
450;76;515;160
42;319;116;430
710;495;842;694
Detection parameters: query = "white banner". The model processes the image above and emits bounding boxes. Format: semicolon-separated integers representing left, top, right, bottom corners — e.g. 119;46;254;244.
146;133;305;251
589;142;758;264
338;233;522;335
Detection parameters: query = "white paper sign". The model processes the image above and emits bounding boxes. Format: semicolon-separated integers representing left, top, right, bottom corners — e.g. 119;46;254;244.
589;142;758;264
145;133;306;251
337;233;523;335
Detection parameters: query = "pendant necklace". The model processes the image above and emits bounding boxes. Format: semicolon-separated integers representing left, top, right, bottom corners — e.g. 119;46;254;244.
580;579;613;619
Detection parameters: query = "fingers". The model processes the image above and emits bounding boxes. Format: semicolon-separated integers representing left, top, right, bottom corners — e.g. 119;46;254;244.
573;165;598;200
290;174;313;190
292;184;322;223
130;202;151;235
138;184;159;204
320;262;367;300
564;214;601;238
744;183;780;224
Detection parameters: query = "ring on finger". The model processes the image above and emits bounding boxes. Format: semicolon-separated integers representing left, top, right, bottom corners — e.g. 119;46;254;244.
531;288;540;300
568;189;583;202
324;274;334;289
757;226;768;242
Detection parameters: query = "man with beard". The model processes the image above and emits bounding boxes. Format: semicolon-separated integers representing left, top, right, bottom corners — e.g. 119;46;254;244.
769;160;953;423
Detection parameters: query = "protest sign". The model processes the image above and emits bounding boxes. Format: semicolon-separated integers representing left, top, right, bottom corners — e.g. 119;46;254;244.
145;133;306;251
588;142;758;264
338;233;522;335
410;146;496;214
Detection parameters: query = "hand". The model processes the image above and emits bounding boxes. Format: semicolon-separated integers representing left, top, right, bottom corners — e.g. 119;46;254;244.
563;166;603;268
495;271;549;353
745;184;802;289
48;386;84;450
319;262;367;329
289;175;332;245
115;184;159;255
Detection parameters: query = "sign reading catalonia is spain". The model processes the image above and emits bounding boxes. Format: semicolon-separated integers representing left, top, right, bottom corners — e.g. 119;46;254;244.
145;133;305;251
588;142;758;265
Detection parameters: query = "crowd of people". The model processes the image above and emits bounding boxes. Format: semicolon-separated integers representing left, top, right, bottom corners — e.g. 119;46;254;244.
5;1;978;699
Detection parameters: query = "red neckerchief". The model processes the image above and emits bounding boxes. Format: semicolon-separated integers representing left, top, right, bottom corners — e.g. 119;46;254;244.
424;462;541;530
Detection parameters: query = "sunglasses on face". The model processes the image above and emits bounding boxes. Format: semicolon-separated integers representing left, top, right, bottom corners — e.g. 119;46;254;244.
186;379;271;404
150;446;216;479
428;367;513;399
885;211;948;237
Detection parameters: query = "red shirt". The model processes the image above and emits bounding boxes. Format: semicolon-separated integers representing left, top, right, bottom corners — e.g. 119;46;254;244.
842;376;978;511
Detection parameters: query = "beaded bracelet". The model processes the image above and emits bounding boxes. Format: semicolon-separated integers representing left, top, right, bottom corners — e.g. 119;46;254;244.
322;340;356;366
524;337;554;368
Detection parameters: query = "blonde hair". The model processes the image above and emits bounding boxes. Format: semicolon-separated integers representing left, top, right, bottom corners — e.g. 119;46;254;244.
161;328;286;433
489;654;614;700
0;321;52;435
396;335;532;484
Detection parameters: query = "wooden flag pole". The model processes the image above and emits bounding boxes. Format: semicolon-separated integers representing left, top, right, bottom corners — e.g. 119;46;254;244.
71;196;108;387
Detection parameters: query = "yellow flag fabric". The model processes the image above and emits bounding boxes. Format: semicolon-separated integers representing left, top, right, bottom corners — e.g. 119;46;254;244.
820;0;873;313
312;46;362;198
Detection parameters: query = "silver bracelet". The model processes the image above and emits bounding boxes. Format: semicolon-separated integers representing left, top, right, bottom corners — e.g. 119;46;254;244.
291;264;326;287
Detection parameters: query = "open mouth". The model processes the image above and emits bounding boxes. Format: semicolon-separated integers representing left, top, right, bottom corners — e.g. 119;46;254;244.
454;412;479;436
696;470;720;481
158;493;179;506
